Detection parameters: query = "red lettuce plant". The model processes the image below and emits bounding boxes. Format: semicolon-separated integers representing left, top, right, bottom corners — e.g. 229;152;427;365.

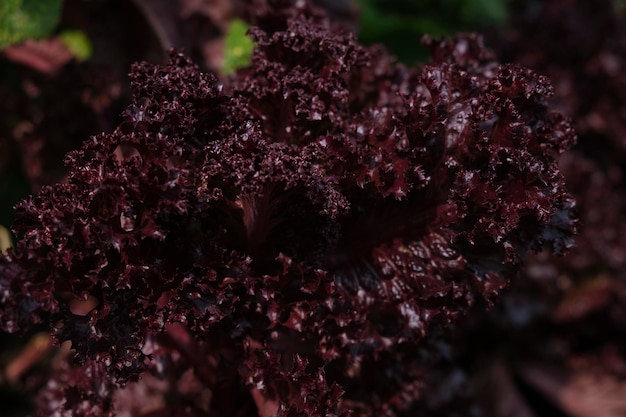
445;1;626;415
0;1;575;416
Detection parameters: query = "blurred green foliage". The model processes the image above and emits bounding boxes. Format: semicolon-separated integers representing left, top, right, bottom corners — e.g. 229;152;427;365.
356;0;507;64
222;19;255;75
59;30;92;61
0;0;64;48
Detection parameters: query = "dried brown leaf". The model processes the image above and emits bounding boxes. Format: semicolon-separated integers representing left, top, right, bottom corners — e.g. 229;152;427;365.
518;364;626;417
553;276;614;322
2;38;73;74
4;332;52;384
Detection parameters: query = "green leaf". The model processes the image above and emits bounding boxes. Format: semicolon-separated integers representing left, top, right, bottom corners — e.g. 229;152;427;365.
0;0;64;48
222;18;255;75
459;0;506;23
59;29;92;61
355;0;507;65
